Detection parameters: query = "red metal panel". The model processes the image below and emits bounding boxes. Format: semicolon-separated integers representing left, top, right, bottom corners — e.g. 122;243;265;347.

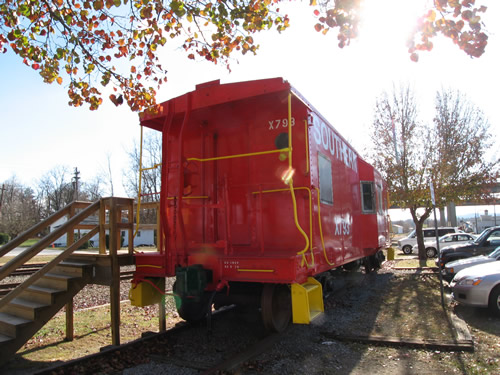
135;78;388;286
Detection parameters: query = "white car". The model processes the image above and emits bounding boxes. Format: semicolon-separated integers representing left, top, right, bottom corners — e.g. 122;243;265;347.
444;247;500;281
451;261;500;316
412;233;476;258
398;227;463;255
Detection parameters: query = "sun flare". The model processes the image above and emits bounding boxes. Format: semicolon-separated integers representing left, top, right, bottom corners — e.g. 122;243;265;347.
358;0;428;50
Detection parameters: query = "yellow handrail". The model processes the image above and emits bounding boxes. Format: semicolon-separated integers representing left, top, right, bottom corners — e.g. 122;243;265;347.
286;93;312;268
187;148;289;162
134;126;144;238
252;186;314;267
135;126;161;241
314;187;335;266
304;120;309;174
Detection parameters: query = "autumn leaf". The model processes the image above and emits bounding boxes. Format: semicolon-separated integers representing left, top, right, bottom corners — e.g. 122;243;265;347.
56;77;63;85
109;94;123;106
0;0;490;112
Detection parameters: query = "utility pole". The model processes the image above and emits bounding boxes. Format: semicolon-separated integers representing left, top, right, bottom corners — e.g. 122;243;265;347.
0;184;5;215
73;167;80;201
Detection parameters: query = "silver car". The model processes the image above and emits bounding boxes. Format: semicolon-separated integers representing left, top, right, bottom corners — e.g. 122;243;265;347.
444;247;500;281
451;261;500;316
413;233;476;258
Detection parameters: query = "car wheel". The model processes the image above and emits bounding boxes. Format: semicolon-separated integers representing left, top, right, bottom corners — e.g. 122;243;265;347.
402;245;413;255
488;285;500;316
426;247;437;259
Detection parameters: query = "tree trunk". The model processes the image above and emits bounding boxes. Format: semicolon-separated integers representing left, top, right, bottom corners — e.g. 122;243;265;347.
410;206;433;261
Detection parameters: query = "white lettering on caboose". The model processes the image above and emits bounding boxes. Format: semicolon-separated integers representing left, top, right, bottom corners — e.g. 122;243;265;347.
310;114;358;173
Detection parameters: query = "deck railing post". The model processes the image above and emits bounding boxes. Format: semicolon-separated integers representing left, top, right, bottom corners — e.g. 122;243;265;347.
99;200;106;255
65;204;75;341
108;198;121;346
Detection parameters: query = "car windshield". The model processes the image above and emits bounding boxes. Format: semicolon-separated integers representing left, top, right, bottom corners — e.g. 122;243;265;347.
474;229;491;244
488;247;500;258
438;235;450;242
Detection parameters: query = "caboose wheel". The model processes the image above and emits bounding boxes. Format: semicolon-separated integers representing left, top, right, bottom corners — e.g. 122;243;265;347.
177;298;209;323
173;281;209;323
261;284;291;332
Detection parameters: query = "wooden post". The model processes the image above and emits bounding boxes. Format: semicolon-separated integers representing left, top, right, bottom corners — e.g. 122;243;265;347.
159;278;166;331
128;202;134;255
65;205;75;341
99;201;106;255
109;198;121;346
156;203;161;253
65;299;74;341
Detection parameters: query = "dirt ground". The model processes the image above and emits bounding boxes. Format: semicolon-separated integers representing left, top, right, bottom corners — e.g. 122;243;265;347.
3;258;500;374
245;262;500;375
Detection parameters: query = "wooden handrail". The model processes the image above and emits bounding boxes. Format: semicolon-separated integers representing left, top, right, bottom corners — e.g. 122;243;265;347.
0;201;93;258
0;204;71;258
0;227;99;310
0;200;101;281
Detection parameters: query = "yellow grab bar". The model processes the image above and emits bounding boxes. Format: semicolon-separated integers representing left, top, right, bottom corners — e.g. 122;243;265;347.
187;148;289;162
314;187;335;266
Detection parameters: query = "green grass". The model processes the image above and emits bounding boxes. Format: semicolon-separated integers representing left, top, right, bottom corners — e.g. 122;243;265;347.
19;238;39;247
395;258;437;268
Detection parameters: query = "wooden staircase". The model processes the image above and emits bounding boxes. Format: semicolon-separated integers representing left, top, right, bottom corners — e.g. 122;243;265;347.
0;197;136;367
0;258;94;362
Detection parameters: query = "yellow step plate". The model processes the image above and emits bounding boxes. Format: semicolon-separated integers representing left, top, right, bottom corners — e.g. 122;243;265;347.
291;277;324;324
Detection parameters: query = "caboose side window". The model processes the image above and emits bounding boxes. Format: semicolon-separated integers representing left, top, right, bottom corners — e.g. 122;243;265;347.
376;183;383;213
318;153;333;205
361;181;375;213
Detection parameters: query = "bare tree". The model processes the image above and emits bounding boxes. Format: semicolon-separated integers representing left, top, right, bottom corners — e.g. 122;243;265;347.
0;177;41;238
124;131;162;201
37;166;74;216
431;89;497;203
369;84;434;259
369;85;498;260
123;131;162;224
81;176;105;202
105;152;114;197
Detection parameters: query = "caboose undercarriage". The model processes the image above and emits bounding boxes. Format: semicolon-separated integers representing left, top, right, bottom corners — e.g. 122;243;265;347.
131;250;385;332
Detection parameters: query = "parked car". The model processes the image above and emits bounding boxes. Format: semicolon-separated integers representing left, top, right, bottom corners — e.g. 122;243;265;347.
443;247;500;282
397;227;463;255
412;233;476;259
437;226;500;268
450;261;500;316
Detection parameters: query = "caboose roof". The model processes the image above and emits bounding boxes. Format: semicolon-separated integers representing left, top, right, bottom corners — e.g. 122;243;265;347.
139;77;294;131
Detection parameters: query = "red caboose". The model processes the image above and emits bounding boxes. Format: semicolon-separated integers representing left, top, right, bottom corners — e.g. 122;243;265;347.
131;78;389;331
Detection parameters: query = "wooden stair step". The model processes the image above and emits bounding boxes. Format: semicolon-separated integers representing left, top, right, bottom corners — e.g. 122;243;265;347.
0;312;31;337
27;284;65;295
23;285;65;304
4;298;50;320
0;333;13;344
10;298;48;310
34;273;79;290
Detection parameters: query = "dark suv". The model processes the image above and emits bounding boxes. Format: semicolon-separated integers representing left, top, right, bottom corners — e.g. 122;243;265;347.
437;226;500;269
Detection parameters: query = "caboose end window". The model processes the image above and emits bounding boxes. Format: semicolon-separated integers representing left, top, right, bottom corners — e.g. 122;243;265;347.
361;181;375;213
318;153;333;205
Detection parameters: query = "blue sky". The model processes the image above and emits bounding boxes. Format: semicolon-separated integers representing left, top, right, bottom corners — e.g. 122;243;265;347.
1;0;499;205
